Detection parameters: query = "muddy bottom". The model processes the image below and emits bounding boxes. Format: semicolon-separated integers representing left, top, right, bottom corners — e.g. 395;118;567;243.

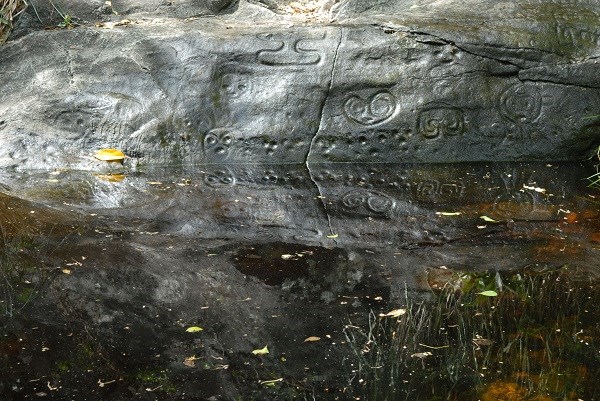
0;163;598;400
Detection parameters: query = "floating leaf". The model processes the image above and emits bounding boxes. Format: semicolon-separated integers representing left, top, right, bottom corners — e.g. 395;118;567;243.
185;326;203;333
476;290;498;297
435;211;462;216
94;148;126;162
183;356;198;367
480;215;500;223
522;184;547;194
260;378;283;387
472;337;494;346
304;336;321;342
379;308;407;318
252;345;269;355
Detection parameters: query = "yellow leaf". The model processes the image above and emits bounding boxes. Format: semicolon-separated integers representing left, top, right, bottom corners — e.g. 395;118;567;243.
480;215;500;223
304;336;321;342
326;234;338;238
379;308;407;318
183;356;198;367
260;378;283;386
185;326;203;333
435;211;462;216
252;345;269;355
94;148;126;162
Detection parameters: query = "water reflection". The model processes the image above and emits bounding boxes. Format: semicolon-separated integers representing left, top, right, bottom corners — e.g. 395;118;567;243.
0;163;598;400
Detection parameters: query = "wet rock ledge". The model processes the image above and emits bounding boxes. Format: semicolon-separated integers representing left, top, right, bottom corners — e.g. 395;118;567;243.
1;0;600;170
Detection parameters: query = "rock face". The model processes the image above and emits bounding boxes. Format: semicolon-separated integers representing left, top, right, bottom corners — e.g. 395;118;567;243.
0;0;599;169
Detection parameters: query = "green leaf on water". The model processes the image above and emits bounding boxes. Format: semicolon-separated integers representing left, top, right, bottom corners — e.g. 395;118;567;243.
252;345;269;355
185;326;203;333
476;290;498;297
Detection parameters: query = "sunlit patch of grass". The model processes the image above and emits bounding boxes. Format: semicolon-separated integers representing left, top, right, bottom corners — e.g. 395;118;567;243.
345;266;600;401
0;0;27;44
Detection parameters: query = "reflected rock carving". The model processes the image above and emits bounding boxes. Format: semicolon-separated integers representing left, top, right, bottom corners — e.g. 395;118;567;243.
340;189;395;218
417;106;465;139
499;83;542;123
257;35;325;66
415;180;465;201
204;168;236;187
343;90;396;126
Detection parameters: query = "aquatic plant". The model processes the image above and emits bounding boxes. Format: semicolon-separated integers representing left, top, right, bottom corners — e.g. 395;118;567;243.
345;266;600;401
0;226;47;320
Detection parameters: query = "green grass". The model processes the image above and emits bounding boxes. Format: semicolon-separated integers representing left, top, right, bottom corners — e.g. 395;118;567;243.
588;145;600;188
345;266;600;401
0;0;26;44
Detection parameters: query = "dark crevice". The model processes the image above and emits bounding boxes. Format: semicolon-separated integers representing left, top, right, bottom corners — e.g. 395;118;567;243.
405;29;525;70
518;77;600;90
376;24;600;90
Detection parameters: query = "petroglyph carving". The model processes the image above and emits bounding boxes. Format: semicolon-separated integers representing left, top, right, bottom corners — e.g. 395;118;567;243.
499;84;542;124
417;106;465;139
257;34;325;66
218;73;252;99
343;90;396;126
203;127;243;159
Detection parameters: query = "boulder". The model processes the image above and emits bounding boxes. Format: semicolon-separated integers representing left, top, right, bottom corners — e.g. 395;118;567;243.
0;0;598;170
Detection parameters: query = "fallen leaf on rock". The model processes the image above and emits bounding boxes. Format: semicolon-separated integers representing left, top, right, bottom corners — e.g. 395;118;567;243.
480;215;500;223
379;308;407;318
326;234;338;238
304;336;321;342
94;148;126;162
185;326;203;333
252;345;269;355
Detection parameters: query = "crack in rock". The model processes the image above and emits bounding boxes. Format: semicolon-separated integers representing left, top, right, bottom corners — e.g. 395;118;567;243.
305;26;343;238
